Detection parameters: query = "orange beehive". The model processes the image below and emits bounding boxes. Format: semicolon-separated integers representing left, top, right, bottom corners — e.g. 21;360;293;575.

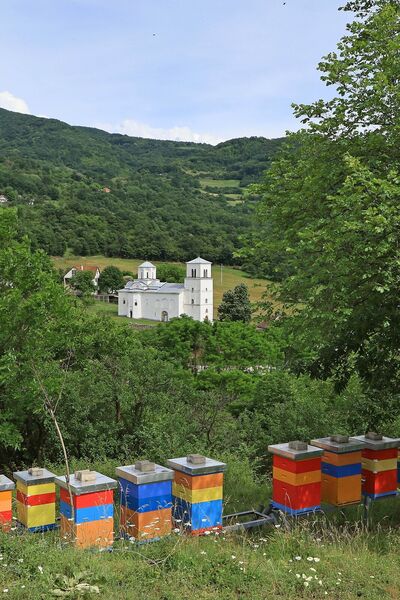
268;441;323;515
311;435;364;506
0;475;14;532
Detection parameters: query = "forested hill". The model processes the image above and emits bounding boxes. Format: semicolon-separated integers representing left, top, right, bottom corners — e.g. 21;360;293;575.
0;108;283;262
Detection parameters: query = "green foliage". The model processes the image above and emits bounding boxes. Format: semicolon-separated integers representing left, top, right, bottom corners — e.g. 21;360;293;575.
156;263;186;283
218;283;252;323
0;109;283;264
70;270;95;296
97;265;124;293
246;0;400;400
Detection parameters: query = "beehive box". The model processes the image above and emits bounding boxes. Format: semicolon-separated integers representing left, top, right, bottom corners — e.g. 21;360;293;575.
352;433;400;499
268;441;323;515
167;454;226;535
55;470;117;549
13;468;56;532
311;435;363;506
116;460;174;542
0;475;15;532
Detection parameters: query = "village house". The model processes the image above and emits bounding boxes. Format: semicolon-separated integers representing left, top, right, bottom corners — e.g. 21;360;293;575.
118;257;213;322
63;265;101;288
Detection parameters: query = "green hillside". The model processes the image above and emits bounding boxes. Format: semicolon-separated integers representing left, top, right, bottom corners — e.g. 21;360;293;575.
0;108;283;262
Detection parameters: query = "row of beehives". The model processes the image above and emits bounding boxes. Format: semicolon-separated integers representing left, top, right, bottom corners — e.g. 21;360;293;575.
268;433;400;515
0;454;226;549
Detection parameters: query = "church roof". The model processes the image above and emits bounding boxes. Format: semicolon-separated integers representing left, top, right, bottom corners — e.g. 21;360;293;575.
139;261;156;268
186;256;212;265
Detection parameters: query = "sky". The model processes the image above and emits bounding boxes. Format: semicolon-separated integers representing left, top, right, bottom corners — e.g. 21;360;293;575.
0;0;350;144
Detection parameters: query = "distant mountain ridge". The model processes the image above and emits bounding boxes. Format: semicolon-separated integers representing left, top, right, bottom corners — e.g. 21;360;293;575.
0;108;284;262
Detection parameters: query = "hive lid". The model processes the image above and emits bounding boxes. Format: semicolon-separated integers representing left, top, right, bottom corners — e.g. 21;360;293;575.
0;474;15;492
268;442;323;460
116;463;174;485
167;456;226;475
54;472;117;495
351;433;400;450
13;468;56;486
311;435;365;454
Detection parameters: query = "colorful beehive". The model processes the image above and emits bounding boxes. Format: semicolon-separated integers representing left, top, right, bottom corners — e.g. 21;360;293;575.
116;460;174;542
311;435;363;506
398;447;400;487
167;454;226;535
268;441;323;515
13;467;56;532
352;433;400;499
0;475;15;532
55;470;117;549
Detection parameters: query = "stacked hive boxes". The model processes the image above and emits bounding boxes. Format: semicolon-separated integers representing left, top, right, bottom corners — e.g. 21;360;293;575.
0;475;15;532
55;470;117;549
116;460;173;542
311;435;363;506
268;441;323;515
167;454;226;535
398;447;400;487
13;468;56;532
352;433;400;499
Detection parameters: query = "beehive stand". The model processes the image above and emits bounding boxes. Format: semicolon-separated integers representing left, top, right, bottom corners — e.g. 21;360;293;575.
55;470;117;549
116;460;174;542
167;454;226;535
268;441;323;515
311;435;364;506
13;468;56;532
0;475;15;532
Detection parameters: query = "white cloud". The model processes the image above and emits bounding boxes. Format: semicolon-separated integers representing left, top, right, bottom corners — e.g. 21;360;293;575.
95;119;223;145
0;91;30;114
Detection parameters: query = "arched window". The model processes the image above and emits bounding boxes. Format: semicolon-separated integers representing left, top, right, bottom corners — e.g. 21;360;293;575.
205;298;208;303
203;269;208;277
191;268;197;277
191;299;194;304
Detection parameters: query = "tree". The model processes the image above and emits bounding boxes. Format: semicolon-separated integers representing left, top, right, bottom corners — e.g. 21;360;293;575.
156;263;185;283
217;284;252;323
249;0;400;395
98;265;124;293
70;270;95;296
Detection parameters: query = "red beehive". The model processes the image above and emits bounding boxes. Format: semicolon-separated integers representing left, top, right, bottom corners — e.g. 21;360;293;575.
351;433;400;499
268;441;323;515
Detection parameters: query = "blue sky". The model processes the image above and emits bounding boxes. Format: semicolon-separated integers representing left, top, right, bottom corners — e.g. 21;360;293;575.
0;0;350;143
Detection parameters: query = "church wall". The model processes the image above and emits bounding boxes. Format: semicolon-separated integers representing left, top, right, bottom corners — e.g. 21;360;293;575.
141;292;184;321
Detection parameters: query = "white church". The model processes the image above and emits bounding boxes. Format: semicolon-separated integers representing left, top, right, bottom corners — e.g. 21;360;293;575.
118;257;213;322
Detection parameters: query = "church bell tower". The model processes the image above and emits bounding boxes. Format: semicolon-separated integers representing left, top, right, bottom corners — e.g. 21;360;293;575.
183;257;213;322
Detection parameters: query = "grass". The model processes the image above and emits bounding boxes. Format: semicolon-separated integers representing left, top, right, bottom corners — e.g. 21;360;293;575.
52;256;275;319
199;178;241;189
1;458;400;599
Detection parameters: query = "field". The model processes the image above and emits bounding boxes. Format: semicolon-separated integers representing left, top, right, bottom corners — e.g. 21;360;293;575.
53;256;273;320
1;457;400;599
199;178;241;189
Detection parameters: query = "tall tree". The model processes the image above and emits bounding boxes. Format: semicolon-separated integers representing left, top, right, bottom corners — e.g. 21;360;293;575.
250;0;400;394
70;270;95;296
98;265;124;293
218;284;252;323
